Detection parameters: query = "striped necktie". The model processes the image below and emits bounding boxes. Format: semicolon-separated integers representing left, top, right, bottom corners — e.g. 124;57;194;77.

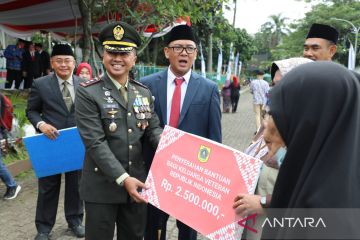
62;81;73;111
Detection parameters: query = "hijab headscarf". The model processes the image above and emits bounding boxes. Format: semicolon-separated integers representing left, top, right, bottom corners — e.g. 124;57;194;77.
271;57;313;81
76;62;93;79
270;61;360;209
232;75;239;87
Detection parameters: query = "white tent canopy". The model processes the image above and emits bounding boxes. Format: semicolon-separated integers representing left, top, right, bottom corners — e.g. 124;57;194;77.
0;0;190;48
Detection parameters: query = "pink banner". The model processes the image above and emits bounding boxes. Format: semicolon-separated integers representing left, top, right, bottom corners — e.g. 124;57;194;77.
142;126;263;240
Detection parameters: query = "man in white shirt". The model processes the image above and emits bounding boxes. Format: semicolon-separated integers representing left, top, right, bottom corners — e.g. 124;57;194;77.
141;24;222;240
250;70;270;132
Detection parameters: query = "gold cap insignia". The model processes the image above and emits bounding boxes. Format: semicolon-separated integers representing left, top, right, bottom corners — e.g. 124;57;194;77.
113;25;124;40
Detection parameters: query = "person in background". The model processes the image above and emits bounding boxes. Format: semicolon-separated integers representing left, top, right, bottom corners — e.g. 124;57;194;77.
35;43;51;76
0;93;21;200
250;70;269;133
76;62;93;80
262;62;360;239
22;42;41;89
221;79;231;113
4;39;25;89
75;22;162;240
230;75;241;113
26;42;84;240
0;150;21;200
141;24;221;240
303;23;338;61
233;57;312;240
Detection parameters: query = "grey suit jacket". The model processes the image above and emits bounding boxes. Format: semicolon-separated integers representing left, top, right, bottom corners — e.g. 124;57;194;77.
26;74;82;130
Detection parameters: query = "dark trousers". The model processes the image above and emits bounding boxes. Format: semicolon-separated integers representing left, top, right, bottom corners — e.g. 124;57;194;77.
5;69;22;89
85;201;147;240
231;95;240;113
24;73;39;89
35;170;83;234
23;76;34;89
145;205;197;240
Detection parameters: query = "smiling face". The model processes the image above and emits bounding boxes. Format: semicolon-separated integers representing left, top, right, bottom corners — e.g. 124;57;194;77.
303;38;336;61
164;40;197;77
102;50;137;83
51;55;75;80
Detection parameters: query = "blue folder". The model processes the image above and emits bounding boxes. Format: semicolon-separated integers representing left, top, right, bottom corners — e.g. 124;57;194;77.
23;127;85;178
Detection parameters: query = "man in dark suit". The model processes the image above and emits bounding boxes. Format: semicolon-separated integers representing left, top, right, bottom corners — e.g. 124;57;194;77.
35;43;51;76
26;43;84;240
75;22;162;240
142;25;222;240
22;42;41;89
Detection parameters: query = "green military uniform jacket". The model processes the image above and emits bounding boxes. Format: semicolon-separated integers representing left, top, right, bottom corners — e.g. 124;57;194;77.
75;74;162;203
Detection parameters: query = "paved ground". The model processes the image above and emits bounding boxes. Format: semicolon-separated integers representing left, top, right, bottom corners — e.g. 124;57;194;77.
0;88;256;240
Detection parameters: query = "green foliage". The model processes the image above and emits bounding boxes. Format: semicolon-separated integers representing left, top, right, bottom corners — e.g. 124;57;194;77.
92;0;229;54
15;169;35;179
3;141;29;165
1;91;30;164
4;91;30;128
253;14;290;56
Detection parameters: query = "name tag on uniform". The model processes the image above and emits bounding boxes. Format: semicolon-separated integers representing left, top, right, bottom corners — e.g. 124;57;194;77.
103;103;119;109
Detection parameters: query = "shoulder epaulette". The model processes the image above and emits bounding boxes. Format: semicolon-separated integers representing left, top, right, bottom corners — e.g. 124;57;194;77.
130;79;149;89
80;78;102;87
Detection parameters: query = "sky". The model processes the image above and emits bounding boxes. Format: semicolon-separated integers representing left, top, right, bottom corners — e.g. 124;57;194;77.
224;0;314;34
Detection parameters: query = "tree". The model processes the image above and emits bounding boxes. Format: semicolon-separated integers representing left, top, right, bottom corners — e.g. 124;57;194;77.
78;0;96;62
253;14;289;59
266;14;289;48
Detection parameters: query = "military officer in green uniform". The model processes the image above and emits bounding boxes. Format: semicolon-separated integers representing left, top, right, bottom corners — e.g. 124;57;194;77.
75;22;162;240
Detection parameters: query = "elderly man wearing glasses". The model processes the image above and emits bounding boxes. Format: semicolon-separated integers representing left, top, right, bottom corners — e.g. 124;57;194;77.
26;43;85;240
141;24;222;240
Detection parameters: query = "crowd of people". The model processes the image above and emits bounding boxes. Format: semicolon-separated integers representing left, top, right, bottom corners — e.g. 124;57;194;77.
3;40;51;89
0;19;359;240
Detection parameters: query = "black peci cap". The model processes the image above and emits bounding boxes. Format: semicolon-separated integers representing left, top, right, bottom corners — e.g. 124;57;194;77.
165;25;197;45
51;42;74;57
306;23;339;44
99;22;141;53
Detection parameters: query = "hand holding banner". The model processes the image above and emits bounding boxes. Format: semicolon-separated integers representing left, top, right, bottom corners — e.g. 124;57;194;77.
142;126;262;240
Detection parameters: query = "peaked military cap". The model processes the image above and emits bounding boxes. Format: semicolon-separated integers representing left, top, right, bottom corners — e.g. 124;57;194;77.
165;25;197;45
99;22;141;53
306;23;339;44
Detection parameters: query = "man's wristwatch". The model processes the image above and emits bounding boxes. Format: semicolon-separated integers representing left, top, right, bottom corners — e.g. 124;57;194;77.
260;196;267;208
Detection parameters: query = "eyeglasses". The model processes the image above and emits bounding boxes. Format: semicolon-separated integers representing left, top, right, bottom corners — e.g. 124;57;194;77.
52;59;74;65
168;46;197;54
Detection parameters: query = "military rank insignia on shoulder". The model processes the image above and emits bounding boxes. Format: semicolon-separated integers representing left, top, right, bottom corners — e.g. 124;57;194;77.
130;79;148;89
80;78;101;87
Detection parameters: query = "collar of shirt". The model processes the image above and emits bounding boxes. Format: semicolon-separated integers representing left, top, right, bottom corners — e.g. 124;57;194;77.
56;74;73;86
167;67;191;87
108;73;128;91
